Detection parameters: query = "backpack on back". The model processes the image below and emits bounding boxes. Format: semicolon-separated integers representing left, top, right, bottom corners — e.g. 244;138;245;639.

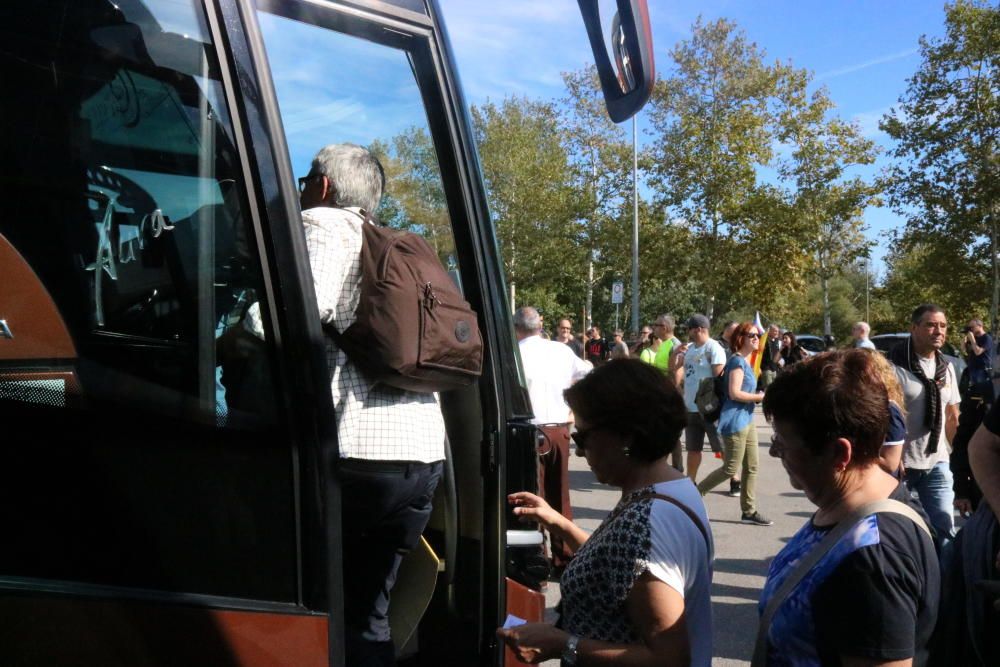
695;374;726;422
324;210;483;392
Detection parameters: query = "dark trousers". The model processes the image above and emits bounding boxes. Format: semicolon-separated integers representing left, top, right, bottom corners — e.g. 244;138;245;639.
538;424;573;569
339;458;444;667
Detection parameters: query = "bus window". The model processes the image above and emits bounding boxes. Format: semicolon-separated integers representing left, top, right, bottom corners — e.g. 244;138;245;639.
255;11;459;275
0;0;295;602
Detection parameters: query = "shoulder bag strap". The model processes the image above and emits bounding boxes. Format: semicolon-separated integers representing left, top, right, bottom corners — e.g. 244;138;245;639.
750;499;931;667
647;493;712;561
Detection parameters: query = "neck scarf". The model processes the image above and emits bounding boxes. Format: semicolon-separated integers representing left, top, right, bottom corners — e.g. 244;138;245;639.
888;338;948;453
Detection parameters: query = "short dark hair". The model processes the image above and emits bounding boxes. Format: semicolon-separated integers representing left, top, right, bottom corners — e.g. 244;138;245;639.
763;350;889;467
911;303;944;325
564;360;687;463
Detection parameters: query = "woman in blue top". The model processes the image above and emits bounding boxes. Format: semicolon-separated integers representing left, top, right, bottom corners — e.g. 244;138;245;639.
697;322;770;525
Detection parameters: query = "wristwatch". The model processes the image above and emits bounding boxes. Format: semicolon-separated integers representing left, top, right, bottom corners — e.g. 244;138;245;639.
561;634;580;666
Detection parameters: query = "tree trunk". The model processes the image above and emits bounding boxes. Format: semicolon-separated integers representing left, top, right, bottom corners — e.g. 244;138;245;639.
510;281;516;313
991;205;999;336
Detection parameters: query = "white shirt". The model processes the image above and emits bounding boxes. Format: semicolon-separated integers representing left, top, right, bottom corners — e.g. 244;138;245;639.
518;334;592;423
682;338;726;413
647;479;714;667
894;356;960;469
247;206;445;462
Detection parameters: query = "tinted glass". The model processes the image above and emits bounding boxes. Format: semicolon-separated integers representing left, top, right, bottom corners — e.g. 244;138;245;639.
0;0;295;601
256;11;459;274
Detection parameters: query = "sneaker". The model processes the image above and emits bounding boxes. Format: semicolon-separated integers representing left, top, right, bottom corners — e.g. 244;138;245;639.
714;451;723;459
741;511;773;526
728;480;741;497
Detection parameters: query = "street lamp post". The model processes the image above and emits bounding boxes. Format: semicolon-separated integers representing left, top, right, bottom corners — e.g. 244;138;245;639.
631;114;639;335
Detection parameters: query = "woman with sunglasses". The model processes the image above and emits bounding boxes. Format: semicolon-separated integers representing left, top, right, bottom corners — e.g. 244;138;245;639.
697;322;771;525
758;350;938;666
497;360;714;667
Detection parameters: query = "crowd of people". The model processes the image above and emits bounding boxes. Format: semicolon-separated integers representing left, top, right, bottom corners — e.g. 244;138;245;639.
502;305;1000;666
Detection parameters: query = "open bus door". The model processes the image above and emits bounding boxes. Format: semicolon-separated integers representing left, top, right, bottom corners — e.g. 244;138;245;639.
0;1;653;665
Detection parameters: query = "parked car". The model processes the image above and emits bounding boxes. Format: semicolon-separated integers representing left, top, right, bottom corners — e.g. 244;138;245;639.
794;334;826;355
870;333;968;380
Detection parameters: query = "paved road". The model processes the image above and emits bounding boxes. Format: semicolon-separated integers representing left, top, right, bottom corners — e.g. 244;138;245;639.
541;411;813;666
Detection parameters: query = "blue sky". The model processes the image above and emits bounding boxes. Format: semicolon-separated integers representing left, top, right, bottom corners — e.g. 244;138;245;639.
437;0;952;274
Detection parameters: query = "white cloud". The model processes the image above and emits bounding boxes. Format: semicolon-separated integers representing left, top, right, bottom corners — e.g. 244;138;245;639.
816;48;918;81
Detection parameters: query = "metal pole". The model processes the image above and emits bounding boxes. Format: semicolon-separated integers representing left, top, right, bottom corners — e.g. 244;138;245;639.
631;115;640;334
865;258;870;324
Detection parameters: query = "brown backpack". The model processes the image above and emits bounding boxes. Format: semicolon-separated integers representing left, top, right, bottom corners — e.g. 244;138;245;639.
324;210;483;392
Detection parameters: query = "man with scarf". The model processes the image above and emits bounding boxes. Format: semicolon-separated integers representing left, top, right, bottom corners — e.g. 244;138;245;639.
890;304;962;547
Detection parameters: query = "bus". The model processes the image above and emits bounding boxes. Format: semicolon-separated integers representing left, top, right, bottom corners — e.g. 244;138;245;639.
0;1;652;664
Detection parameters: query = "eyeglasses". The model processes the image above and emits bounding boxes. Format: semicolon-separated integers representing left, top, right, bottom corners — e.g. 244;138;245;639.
747;333;761;339
571;424;607;451
641;330;652;336
297;173;322;193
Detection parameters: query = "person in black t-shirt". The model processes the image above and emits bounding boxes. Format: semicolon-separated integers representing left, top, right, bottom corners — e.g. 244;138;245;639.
760;349;939;666
934;404;1000;666
584;326;610;365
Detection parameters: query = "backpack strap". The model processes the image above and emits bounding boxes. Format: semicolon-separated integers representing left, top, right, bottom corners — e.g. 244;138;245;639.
751;499;931;667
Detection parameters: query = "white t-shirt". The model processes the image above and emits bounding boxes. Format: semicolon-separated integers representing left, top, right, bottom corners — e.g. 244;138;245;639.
682;338;727;413
894;356;961;469
518;335;592;423
646;478;714;667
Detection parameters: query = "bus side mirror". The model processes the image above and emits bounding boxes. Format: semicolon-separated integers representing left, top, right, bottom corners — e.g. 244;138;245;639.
577;0;655;122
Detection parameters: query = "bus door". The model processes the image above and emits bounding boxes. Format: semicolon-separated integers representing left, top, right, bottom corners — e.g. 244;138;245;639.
247;0;528;661
0;0;333;664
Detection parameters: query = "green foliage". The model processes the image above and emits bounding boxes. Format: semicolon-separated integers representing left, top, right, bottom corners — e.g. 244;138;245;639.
880;0;1000;327
471;97;579;306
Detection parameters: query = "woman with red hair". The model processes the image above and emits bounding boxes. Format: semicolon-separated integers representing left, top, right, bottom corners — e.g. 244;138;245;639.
697;322;770;525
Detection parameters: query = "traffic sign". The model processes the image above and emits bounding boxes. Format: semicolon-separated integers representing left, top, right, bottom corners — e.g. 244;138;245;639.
611;280;624;304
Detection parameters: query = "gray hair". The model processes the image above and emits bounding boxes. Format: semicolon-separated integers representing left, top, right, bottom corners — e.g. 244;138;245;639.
513;307;543;333
854;321;871;335
311;143;385;212
655;314;675;331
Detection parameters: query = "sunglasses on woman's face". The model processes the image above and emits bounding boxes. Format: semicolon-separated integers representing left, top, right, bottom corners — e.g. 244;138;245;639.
747;333;761;339
571;424;607;451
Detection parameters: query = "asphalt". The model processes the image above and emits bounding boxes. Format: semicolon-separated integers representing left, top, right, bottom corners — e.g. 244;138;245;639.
540;411;814;666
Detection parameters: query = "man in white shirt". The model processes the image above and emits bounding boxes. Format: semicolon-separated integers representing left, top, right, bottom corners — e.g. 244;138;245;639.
673;314;726;482
297;143;446;666
852;321;876;349
516;306;592;569
889;304;961;547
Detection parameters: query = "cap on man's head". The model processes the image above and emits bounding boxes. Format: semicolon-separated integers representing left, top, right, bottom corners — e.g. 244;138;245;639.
686;314;710;330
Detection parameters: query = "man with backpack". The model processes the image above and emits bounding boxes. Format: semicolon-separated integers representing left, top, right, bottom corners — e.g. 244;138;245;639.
290;143;446;666
673;314;726;482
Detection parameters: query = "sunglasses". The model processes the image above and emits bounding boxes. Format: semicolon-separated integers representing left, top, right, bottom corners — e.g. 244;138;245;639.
571;424;607;451
297;173;322;192
747;333;761;339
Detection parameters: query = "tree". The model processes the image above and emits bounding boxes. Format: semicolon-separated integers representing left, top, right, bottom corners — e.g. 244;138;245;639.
778;84;881;336
471;97;577;310
559;67;634;328
372;129;454;265
880;0;1000;329
647;17;795;318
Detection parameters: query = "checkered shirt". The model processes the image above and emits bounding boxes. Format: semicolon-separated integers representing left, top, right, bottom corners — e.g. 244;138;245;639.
247;206;445;462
